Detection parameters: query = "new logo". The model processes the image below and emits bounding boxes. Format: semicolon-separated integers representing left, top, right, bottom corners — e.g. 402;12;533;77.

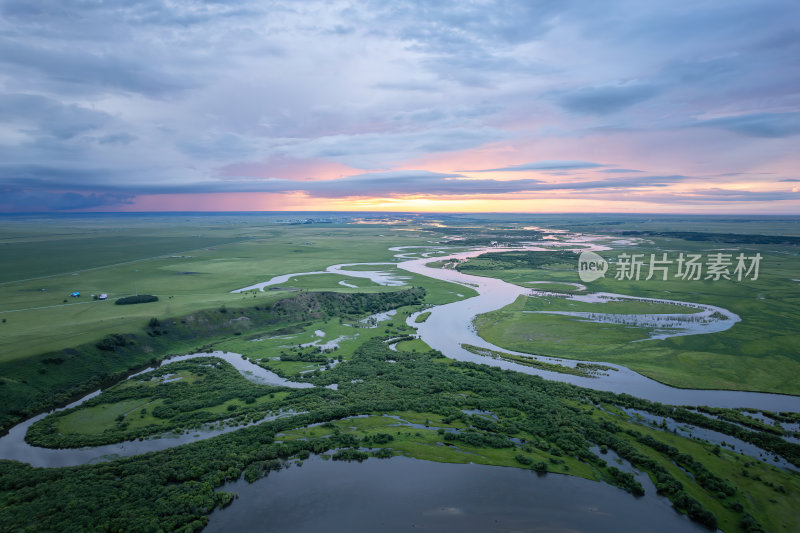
578;251;608;282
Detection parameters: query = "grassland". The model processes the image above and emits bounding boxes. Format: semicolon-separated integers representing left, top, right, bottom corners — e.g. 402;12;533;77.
214;307;420;378
464;239;800;394
22;329;797;532
27;358;294;446
414;311;431;323
1;213;799;533
0;216;452;361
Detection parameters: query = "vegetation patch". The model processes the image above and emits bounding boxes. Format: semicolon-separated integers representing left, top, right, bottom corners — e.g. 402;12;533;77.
414;311;431;323
461;343;615;378
1;324;798;532
0;288;425;436
115;294;159;305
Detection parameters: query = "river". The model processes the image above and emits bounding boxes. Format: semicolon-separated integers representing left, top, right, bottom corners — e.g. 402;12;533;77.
0;351;323;468
395;242;800;412
2;232;798;469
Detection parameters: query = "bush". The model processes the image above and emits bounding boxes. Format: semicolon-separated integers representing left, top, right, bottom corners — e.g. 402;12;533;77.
115;294;159;305
96;334;128;351
515;454;533;465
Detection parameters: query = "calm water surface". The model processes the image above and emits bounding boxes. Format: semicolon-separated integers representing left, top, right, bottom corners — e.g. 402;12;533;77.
205;456;708;533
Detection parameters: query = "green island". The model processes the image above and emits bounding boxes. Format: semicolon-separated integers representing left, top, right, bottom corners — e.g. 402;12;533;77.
461;343;617;377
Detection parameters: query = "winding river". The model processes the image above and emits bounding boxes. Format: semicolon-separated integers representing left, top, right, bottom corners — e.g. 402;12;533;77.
1;230;798;469
0;351;326;468
395;242;800;412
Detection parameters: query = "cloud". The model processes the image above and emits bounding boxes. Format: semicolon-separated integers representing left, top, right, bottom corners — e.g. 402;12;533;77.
372;1;562;51
278;127;507;168
554;84;660;115
0;38;193;97
97;133;137;145
463;160;606;172
3;169;687;200
0;187;133;211
372;81;438;92
0;93;110;139
625;188;800;204
0;0;798;212
691;112;800;138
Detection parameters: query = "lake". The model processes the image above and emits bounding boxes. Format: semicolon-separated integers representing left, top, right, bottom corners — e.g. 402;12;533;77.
205;456;708;533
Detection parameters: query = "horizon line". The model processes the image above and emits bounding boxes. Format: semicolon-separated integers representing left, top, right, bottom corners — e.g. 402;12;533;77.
2;210;799;217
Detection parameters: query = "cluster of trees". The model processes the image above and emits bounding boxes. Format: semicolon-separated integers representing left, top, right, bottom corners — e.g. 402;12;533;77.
606;466;644;497
583;422;720;530
457;250;578;272
443;429;512;448
588;393;800;469
25;358;290;448
427;227;545;246
0;287;426;438
695;405;785;436
279;348;329;363
0;301;789;531
95;333;131;351
115;294;159;305
619;230;800;246
461;343;606;378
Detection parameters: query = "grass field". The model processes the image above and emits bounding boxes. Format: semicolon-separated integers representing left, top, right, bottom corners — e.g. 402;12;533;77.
466;237;800;394
0;216;445;360
2;213;799;533
33;359;295;445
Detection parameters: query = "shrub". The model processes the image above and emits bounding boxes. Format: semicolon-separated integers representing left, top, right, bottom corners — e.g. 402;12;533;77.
115;294;158;305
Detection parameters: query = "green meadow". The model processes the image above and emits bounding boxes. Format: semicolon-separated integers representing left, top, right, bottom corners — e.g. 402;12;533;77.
12;331;799;533
465;238;800;394
0;214;798;533
0;216;446;360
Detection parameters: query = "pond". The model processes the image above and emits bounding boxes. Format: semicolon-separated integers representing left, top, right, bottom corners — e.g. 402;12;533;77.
205;456;708;533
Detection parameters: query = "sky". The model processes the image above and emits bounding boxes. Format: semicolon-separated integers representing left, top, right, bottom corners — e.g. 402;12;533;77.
1;0;799;214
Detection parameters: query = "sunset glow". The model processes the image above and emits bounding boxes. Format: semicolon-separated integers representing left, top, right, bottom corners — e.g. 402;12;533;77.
1;1;798;214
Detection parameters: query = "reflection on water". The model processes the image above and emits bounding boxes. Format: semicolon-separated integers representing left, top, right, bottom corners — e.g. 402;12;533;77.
206;456;708;533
